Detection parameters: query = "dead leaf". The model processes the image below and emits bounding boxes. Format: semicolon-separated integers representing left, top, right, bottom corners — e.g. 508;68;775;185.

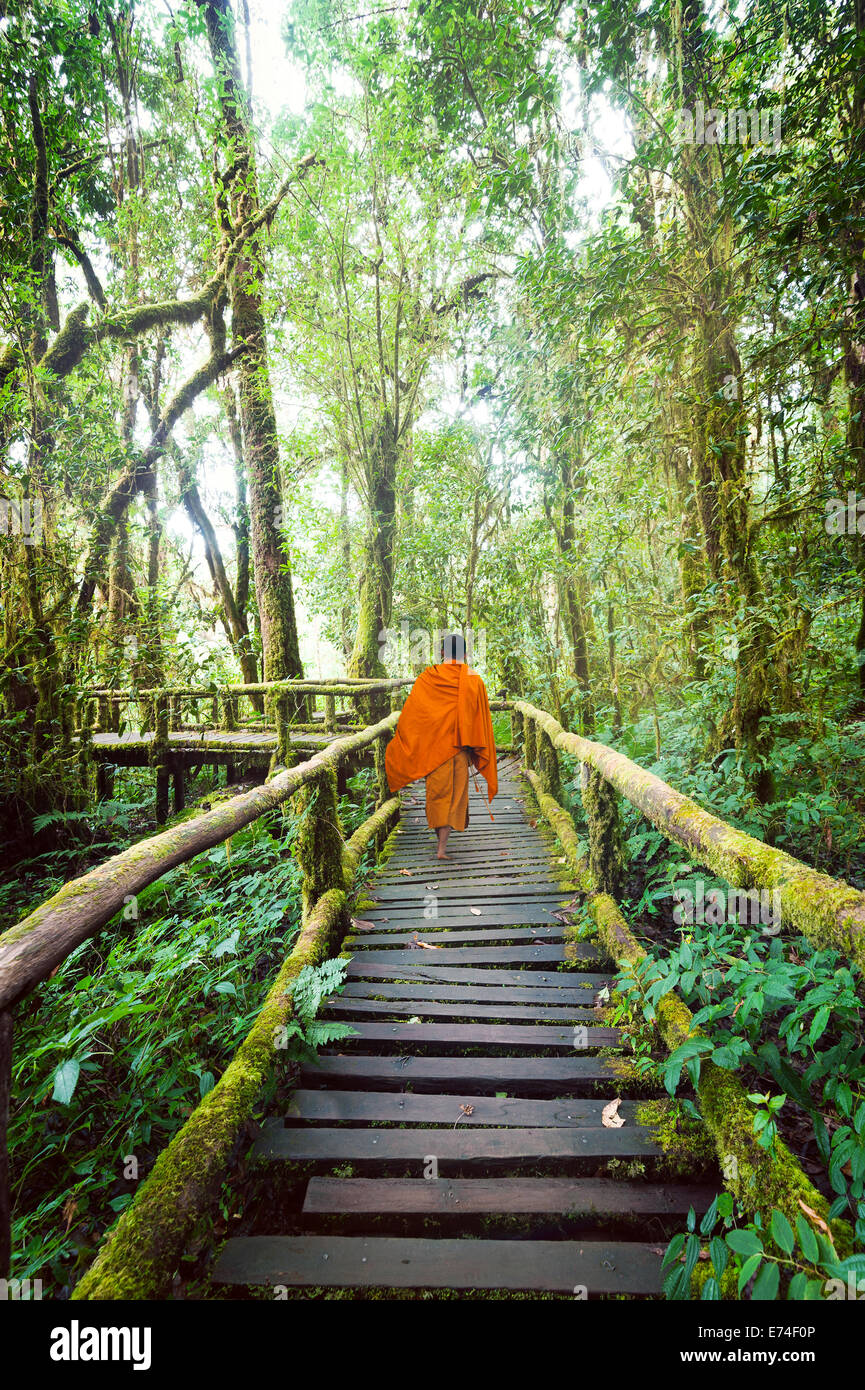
411;934;442;950
399;868;414;877
426;883;440;890
602;1097;625;1129
62;1197;78;1232
469;907;482;916
797;1200;830;1237
350;918;377;932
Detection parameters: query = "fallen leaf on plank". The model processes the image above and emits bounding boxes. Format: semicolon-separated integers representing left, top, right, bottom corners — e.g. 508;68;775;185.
350;918;377;932
602;1098;625;1129
399;868;414;877
469;907;482;916
411;934;442;950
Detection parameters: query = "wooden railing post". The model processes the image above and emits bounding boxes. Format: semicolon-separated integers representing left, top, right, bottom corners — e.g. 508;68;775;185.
523;712;537;771
295;767;346;923
324;693;336;733
219;693;237;732
272;690;292;772
511;704;523;753
582;763;626;898
537;723;561;800
78;695;94;791
0;1007;11;1281
152;692;170;825
374;733;389;807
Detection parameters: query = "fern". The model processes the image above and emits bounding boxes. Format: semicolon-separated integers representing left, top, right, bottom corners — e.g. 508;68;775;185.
282;957;356;1065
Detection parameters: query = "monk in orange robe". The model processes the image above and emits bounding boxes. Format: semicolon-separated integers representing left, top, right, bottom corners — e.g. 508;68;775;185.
385;632;498;859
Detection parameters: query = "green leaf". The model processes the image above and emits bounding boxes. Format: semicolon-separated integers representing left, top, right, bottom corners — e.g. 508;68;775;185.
737;1253;763;1294
770;1209;794;1255
52;1058;81;1105
727;1228;763;1257
709;1236;729;1279
796;1214;819;1264
787;1271;808;1300
751;1261;780;1300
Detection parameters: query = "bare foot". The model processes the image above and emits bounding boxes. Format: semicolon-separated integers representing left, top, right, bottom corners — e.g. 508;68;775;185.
436;851;451;860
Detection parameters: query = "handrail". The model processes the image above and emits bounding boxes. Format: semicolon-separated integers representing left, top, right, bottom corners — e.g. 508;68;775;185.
0;713;398;1012
515;700;865;972
0;711;400;1282
82;677;413;699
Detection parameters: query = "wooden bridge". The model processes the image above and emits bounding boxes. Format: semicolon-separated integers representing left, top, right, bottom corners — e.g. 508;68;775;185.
2;682;863;1299
211;755;714;1296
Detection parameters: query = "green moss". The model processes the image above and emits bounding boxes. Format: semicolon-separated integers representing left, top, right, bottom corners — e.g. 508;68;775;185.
635;1098;716;1178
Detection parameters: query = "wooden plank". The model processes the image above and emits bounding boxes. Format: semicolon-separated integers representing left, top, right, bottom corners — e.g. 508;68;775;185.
367;884;568;900
324;997;598;1023
284;1091;638;1126
303;1177;718;1217
356;907;579;927
339;979;610;1003
345;962;604;987
332;1021;619;1047
344;926;566;947
252;1125;659;1163
211;1235;663;1293
345;946;569;967
300;1055;621;1092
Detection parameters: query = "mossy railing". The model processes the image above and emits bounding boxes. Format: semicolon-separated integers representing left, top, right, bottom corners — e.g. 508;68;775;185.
0;708;402;1287
514;700;857;1282
515;700;865;973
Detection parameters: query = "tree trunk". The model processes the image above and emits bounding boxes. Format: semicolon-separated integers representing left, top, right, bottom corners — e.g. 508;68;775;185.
203;0;304;684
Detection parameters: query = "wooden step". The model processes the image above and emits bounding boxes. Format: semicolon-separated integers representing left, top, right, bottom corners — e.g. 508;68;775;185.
302;1176;717;1217
284;1091;639;1126
328;1021;620;1048
345;946;570;967
211;1235;663;1294
252;1125;659;1163
346;963;606;987
339;979;611;1003
344;926;565;946
300;1055;622;1092
366;885;568;901
356;907;577;926
324;997;598;1022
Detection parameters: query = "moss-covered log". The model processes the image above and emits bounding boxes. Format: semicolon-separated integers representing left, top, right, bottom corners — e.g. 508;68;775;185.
520;765;851;1261
71;887;345;1301
295;768;345;921
0;712;398;1010
516;700;865;971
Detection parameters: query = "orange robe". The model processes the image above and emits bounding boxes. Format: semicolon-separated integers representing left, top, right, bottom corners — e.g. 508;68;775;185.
385;662;498;810
425;748;470;830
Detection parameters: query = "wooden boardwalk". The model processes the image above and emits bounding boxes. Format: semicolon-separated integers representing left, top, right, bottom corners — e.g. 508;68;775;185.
212;755;716;1297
